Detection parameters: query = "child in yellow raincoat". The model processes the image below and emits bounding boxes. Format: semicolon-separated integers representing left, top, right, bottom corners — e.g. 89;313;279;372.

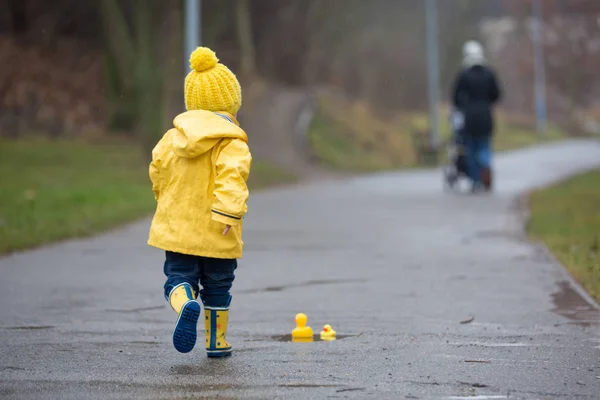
148;47;251;357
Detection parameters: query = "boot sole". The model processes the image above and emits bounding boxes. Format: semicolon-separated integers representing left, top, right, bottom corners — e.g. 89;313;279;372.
207;348;232;358
173;300;200;353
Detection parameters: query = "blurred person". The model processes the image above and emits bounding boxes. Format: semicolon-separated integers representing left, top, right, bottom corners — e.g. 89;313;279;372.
148;47;251;357
450;40;501;192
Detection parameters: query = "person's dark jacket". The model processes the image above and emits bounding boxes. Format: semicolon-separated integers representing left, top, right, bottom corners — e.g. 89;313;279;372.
451;65;501;138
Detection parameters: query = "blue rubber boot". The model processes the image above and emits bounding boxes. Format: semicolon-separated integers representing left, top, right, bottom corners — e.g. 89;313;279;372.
203;296;233;358
168;283;200;353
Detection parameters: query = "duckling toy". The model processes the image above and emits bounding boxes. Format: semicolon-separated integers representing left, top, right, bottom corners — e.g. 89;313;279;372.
320;324;337;341
291;313;314;342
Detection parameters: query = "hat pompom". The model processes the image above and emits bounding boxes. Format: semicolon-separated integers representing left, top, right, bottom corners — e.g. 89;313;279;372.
189;47;218;72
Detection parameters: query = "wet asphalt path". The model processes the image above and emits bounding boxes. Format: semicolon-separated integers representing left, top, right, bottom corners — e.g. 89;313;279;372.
1;140;600;399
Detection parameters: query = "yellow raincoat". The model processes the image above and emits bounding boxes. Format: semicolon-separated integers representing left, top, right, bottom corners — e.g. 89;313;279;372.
148;110;251;258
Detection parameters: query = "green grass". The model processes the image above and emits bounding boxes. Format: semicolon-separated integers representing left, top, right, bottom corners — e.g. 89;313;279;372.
527;169;600;302
0;138;156;254
0;138;296;254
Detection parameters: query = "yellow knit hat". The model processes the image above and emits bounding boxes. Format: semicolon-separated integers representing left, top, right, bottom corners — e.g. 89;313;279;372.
184;47;242;115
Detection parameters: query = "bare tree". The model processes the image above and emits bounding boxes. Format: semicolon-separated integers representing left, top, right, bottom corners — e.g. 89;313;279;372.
98;0;175;158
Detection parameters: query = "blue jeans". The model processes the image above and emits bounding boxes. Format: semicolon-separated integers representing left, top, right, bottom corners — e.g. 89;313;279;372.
163;251;237;307
464;135;492;184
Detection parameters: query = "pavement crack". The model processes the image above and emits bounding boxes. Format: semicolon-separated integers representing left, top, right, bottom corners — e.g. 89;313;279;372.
128;341;160;345
404;380;442;386
508;389;596;398
1;325;54;330
279;383;341;388
458;381;489;388
336;388;366;393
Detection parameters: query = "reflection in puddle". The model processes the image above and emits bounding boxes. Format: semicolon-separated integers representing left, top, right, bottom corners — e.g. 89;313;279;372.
272;334;355;342
551;281;600;327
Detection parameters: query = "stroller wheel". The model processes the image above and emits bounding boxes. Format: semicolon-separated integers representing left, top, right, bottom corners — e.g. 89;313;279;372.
444;169;458;191
481;167;493;191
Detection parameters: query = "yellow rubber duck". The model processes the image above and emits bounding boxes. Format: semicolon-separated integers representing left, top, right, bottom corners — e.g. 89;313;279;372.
291;313;313;342
320;324;336;341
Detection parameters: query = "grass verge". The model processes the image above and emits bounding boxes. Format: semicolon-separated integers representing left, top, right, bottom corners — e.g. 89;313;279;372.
0;138;295;254
527;169;600;302
247;161;297;190
493;116;565;152
309;94;565;171
308;96;417;172
396;109;565;153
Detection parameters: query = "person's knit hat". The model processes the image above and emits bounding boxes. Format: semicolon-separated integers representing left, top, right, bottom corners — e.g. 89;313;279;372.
184;47;242;115
462;40;486;67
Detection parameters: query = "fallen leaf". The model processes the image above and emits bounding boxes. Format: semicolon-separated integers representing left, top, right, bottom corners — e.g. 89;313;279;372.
24;189;37;201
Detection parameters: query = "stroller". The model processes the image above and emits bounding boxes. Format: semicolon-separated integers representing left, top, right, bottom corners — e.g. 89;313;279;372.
443;110;470;190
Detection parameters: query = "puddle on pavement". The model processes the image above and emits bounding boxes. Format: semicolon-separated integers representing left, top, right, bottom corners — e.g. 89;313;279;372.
105;305;165;313
81;248;107;255
551;281;600;327
272;333;356;342
474;230;510;239
239;279;361;294
129;341;160;345
470;230;522;242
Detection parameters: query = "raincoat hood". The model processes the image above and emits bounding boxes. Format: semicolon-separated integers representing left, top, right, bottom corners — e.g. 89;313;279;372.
171;110;247;159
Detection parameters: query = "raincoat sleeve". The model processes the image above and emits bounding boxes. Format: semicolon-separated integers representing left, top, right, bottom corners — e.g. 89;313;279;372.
149;138;167;201
149;157;161;201
211;139;252;226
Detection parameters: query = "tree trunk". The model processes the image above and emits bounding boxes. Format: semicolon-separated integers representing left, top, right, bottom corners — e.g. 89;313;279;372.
98;0;136;90
235;0;256;79
98;0;166;160
133;0;163;161
98;0;138;131
158;0;185;133
8;0;28;35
